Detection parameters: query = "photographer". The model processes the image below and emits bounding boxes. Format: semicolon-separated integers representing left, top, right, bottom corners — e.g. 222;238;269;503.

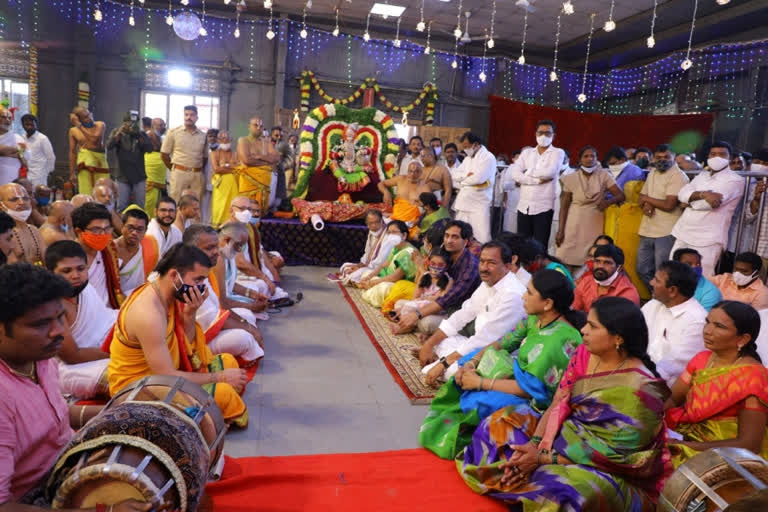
107;111;153;211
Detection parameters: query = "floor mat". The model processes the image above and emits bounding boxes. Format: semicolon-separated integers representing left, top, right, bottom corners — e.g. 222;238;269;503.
205;449;506;512
338;283;435;404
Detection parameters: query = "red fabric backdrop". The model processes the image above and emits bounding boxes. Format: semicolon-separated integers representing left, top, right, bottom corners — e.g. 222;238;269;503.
487;95;714;164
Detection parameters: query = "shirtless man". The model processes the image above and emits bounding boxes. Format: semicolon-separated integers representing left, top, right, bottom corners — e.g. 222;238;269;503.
68;106;108;196
420;147;453;205
379;161;432;208
40;200;76;246
237;117;280;215
71;194;94;208
173;194;201;234
93;184;123;234
0;183;45;264
114;208;155;295
13;178;46;227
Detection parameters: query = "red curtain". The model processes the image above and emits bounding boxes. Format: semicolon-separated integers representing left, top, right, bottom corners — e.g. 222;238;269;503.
487;95;714;164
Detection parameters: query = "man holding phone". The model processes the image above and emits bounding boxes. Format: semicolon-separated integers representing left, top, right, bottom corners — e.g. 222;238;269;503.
106;242;250;427
107;111;153;211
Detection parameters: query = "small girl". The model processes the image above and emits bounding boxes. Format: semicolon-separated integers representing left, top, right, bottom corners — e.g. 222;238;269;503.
390;249;453;323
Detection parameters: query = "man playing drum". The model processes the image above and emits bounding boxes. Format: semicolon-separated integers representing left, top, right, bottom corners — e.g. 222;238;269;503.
0;263;148;511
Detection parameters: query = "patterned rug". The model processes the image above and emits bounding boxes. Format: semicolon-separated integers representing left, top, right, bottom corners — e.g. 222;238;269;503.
338;284;435;405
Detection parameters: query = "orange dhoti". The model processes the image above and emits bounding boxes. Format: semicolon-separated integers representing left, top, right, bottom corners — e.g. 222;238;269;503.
391;198;422;240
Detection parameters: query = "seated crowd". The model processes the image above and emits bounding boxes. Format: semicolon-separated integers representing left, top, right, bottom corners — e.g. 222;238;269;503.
330;124;768;509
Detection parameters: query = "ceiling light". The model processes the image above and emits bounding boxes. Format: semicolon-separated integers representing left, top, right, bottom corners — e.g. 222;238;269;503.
716;0;730;4
453;26;462;38
681;58;693;70
487;38;495;49
370;3;406;18
577;93;587;103
646;35;655;48
332;27;340;37
451;59;457;69
300;28;308;38
562;1;574;15
603;20;615;32
479;71;486;82
416;21;426;32
424;46;430;54
393;38;401;47
550;71;558;81
94;8;103;21
199;26;207;36
234;27;240;38
168;69;192;88
129;15;135;26
517;55;525;65
264;0;272;7
363;31;370;42
266;28;275;39
165;15;173;26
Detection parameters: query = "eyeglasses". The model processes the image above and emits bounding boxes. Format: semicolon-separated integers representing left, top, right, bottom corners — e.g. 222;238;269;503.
123;225;147;234
85;226;113;235
232;205;253;212
157;208;176;214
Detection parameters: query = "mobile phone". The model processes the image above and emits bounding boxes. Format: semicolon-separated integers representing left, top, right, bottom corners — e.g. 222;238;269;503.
129;110;139;122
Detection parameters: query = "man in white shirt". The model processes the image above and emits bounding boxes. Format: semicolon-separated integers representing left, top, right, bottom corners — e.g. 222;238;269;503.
21;114;55;187
642;260;706;386
146;195;182;258
0;106;24;185
335;209;397;285
398;136;424;175
453;132;496;243
670;141;745;277
419;240;526;386
503;120;564;248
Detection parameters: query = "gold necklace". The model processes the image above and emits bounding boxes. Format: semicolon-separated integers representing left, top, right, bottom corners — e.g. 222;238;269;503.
705;353;742;369
150;280;170;316
8;363;37;382
590;357;627;380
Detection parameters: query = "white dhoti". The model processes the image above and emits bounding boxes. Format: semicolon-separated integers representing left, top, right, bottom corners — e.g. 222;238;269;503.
420;335;470;380
340;265;374;285
119;246;145;297
60;283;117;398
456;209;491;244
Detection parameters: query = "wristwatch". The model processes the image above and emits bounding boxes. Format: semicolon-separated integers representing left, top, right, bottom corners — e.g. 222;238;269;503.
439;357;450;369
416;310;423;319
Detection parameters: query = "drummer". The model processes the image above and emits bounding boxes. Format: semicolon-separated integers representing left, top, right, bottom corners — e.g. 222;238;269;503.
106;243;250;427
0;263;148;511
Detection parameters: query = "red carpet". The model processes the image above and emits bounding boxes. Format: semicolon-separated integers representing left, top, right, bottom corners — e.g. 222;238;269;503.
206;449;506;512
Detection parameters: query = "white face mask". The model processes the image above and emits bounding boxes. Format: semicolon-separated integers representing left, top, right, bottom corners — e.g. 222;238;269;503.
707;156;730;172
751;163;767;172
536;134;553;147
595;267;621;287
60;223;69;232
464;146;476;158
732;271;757;287
581;164;599;174
386;233;404;245
5;208;31;222
608;161;629;175
433;147;442;157
219;143;231;151
234;209;252;223
220;242;236;260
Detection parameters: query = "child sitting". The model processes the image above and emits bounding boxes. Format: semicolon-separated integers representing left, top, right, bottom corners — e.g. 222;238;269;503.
390;248;453;325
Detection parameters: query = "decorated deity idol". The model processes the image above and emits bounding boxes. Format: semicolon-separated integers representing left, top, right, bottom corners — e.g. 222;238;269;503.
329;123;374;193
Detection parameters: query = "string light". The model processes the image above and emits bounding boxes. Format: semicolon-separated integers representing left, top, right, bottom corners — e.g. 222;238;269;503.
487;0;496;49
181;0;189;6
264;0;272;8
300;8;307;39
604;0;616;32
562;1;574;15
363;13;370;42
249;22;255;78
94;0;103;22
550;13;562;82
578;13;596;103
423;20;431;54
681;0;698;70
647;0;657;48
165;0;173;25
198;0;207;36
332;8;339;37
393;17;401;47
346;35;352;86
234;9;240;38
266;5;275;39
32;0;39;40
417;0;425;31
128;0;135;27
518;10;528;65
479;29;488;82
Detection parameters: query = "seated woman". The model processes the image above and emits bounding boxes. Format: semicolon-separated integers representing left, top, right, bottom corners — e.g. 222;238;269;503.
359;220;417;308
420;270;584;459
525;238;575;286
665;300;768;468
417;192;450;236
459;296;670;511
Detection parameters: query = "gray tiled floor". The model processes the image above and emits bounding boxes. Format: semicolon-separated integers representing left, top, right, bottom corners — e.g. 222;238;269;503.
222;266;427;457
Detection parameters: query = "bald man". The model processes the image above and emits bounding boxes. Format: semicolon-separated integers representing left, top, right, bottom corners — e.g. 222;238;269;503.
68;106;108;195
0;106;24;185
40;200;76;246
71;194;94;208
236;116;280;215
145;118;169;215
93;184;123;235
0;183;45;264
13;178;46;227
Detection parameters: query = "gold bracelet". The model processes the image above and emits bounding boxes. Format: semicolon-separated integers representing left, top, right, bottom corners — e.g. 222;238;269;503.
79;405;87;427
490;378;496;390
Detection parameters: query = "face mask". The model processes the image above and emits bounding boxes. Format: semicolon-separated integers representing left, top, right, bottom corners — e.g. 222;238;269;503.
154;130;163;137
752;163;768;172
608;161;629;175
249;216;260;225
536;135;553;147
386;233;404;245
71;280;89;297
173;275;206;303
433;147;442;157
81;232;112;251
581;164;599;174
234;210;252;223
527;261;541;273
209;142;219;150
36;197;50;207
5;208;32;222
219;143;231;151
464;146;476;158
708;156;730;172
635;156;649;169
81;121;95;128
594;267;621;287
219;243;235;260
428;265;446;277
60;223;69;233
692;266;703;279
732;271;757;287
497;159;507;166
654;159;673;172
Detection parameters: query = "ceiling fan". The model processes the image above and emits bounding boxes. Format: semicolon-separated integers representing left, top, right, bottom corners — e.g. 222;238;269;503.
515;0;537;13
459;11;485;44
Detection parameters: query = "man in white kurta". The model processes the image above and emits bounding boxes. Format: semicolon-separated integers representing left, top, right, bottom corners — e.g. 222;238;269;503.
337;210;397;285
146;202;183;258
419;242;526;384
453;133;496;243
22;114;56;187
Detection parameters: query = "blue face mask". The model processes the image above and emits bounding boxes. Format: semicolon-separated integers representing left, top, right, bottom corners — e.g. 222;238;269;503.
81;120;95;128
36;197;50;206
249;216;260;225
692;266;703;279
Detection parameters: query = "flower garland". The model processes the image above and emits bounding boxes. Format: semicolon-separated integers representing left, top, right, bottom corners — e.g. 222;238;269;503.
291;103;400;199
299;71;437;125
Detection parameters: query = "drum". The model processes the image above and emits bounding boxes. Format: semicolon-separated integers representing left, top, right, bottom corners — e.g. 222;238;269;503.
46;376;228;511
659;447;768;511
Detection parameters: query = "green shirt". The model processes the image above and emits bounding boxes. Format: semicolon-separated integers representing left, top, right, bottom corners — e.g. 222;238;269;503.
379;245;418;281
